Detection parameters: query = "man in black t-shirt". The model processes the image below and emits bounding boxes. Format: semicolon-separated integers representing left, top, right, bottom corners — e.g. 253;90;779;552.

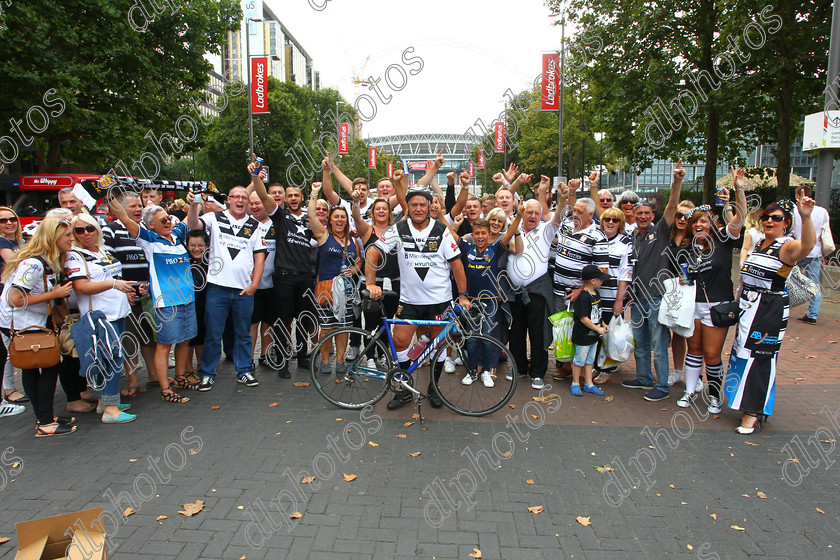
252;162;317;379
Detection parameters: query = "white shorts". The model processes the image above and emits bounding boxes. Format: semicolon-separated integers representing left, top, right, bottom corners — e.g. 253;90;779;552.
694;301;724;328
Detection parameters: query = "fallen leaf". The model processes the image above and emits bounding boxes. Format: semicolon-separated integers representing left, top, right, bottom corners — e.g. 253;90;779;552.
301;476;315;484
0;538;9;545
741;494;751;498
396;434;407;439
128;459;138;463
594;465;616;473
669;484;675;489
178;499;205;517
268;402;279;407
293;382;310;387
730;525;746;532
603;395;614;403
576;515;591;526
237;506;244;510
189;449;197;455
819;439;837;444
687;544;694;551
828;340;837;344
787;458;800;463
472;432;479;435
711;513;717;520
756;491;767;499
817;507;825;514
10;462;20;469
528;506;544;514
530;414;540;420
156;515;167;521
409;452;421;457
210;405;220;410
469;548;482;559
335;379;342;383
508;404;516;409
290;511;302;519
335;418;342;421
526;479;535;485
404;421;415;427
503;451;511;457
411;413;421;419
239;556;246;560
343;473;357;482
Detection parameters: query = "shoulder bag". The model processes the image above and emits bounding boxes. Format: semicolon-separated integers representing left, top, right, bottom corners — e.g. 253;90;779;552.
9;261;61;369
821;220;835;256
699;282;739;328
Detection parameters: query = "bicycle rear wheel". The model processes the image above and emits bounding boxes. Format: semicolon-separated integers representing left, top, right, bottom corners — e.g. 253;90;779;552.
431;333;517;416
309;327;393;409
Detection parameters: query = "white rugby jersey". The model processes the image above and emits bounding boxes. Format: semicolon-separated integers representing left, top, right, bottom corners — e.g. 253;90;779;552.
553;220;609;294
200;211;266;290
374;219;460;305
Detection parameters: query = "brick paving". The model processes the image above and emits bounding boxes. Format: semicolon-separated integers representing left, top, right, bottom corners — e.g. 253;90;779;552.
1;293;838;559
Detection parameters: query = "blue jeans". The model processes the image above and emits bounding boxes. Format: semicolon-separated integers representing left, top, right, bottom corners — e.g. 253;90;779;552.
466;299;502;371
798;257;822;319
80;318;125;406
630;297;670;393
200;284;254;379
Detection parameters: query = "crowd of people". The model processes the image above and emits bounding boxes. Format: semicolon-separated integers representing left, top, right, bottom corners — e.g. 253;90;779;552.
0;152;830;436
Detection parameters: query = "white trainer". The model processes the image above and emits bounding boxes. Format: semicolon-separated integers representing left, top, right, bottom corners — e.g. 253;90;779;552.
444;357;456;373
461;374;475;386
481;372;495;388
344;346;359;361
707;396;722;414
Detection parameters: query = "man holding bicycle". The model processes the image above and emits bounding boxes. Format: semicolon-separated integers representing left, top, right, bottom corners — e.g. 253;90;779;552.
366;151;470;410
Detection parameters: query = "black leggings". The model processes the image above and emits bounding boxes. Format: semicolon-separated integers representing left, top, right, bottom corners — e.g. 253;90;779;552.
21;365;61;424
58;356;86;402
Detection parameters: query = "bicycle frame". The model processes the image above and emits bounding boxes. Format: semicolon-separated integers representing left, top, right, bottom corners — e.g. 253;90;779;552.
376;317;460;374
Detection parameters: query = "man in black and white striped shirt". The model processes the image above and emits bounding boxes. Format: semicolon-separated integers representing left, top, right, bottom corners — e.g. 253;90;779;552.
102;191;159;392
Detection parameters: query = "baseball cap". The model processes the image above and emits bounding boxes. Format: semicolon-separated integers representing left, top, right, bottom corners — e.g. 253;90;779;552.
581;265;610;282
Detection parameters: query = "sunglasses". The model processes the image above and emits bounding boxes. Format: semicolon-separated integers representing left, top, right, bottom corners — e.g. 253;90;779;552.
0;217;18;224
602;217;621;224
675;212;687;220
760;214;785;223
74;225;97;234
600;198;612;202
159;216;172;225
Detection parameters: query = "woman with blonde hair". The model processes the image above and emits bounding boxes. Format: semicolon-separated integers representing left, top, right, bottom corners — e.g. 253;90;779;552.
0;217;75;435
0;206;27;411
739;206;765;266
66;213;136;423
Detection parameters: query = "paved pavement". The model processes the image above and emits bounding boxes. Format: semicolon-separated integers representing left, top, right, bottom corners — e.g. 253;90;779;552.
1;288;839;559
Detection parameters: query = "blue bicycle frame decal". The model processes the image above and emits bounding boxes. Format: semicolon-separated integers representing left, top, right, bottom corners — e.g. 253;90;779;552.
379;317;460;374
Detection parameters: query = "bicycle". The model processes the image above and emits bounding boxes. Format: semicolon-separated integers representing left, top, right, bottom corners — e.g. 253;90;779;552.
309;293;518;417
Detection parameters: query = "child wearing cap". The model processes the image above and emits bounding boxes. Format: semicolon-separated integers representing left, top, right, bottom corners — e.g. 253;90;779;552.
571;264;611;396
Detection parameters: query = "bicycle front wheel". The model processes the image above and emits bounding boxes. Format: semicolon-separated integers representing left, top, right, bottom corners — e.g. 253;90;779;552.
431;333;517;416
309;327;393;409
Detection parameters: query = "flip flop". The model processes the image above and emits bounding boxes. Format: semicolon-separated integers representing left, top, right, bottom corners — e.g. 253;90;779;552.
4;390;29;403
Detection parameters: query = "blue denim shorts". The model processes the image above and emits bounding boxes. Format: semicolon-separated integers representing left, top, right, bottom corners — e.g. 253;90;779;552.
572;342;598;367
155;302;197;345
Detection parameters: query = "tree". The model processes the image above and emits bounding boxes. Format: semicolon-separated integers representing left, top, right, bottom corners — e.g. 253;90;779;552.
0;0;240;173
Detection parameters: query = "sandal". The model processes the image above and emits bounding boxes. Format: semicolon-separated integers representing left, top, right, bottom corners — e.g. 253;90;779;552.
54;416;76;425
161;389;190;403
171;376;199;390
120;385;146;397
184;371;201;385
35;422;77;437
4;389;30;403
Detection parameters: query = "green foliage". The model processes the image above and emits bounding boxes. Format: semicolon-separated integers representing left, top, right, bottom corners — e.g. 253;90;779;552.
0;0;241;173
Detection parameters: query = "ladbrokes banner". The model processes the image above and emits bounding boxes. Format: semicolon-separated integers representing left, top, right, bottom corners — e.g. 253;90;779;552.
251;57;269;114
541;53;560;111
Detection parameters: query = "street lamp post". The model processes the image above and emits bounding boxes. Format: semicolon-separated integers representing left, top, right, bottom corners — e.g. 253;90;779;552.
245;17;263;157
816;0;840;208
558;17;565;183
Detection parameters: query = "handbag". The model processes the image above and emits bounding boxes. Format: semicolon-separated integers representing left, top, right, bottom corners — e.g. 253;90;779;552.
821;220;835;255
9;262;61;369
788;265;819;307
315;237;349;305
700;282;739;328
59;312;80;357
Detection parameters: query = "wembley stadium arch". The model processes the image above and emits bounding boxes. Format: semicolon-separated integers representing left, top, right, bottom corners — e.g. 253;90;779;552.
366;133;488;192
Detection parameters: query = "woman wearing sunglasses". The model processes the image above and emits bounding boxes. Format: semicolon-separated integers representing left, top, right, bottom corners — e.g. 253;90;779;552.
724;193;816;433
0;206;29;413
65;214;136;423
664;200;696;389
0;217;76;435
678;169;747;414
109;200;196;403
592;208;633;384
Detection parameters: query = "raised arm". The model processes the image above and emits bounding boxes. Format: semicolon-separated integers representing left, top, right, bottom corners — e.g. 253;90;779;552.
108;197;141;239
417;150;444;187
321;154;343;206
551;179;570;226
445;168;457;213
449;171;472;219
308;184;327;243
248;157;276;215
393;168;408;215
501;202;525;249
725;167;748;239
780;196;817;263
663;158;685;227
588;171;605;218
350;186;372;244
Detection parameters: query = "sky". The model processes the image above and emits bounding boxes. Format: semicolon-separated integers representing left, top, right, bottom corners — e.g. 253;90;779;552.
268;0;566;139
